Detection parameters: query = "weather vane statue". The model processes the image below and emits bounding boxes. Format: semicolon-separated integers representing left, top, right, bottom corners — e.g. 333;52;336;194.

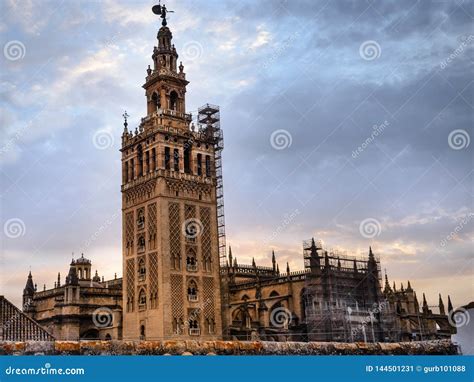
152;2;174;26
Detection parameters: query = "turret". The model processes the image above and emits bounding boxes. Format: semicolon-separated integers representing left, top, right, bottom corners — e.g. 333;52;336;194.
272;250;276;273
383;273;392;294
439;294;446;315
22;271;35;310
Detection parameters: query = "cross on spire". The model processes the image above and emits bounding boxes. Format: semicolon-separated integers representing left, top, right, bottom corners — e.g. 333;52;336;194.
122;111;129;128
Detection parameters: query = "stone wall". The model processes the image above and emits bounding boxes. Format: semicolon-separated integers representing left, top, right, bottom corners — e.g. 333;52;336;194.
0;340;458;355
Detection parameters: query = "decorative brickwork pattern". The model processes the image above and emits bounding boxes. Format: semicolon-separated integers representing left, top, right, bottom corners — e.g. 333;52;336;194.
171;274;184;325
148;202;157;250
169;202;181;270
125;211;134;256
202;277;215;320
149;252;158;309
200;207;212;272
126;259;135;312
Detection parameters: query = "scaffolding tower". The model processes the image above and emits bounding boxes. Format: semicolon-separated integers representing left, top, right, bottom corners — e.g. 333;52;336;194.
198;104;226;265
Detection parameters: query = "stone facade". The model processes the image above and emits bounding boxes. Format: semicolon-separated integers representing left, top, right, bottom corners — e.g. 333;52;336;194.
21;255;122;341
120;13;223;341
222;240;456;342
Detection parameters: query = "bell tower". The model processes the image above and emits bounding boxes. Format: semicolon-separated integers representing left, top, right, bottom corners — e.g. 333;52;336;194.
121;3;223;340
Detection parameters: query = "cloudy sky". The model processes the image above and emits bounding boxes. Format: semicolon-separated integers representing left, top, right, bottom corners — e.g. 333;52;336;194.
1;0;472;309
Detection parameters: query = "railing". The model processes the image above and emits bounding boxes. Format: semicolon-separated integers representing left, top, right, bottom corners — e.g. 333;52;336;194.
186;264;198;272
189;328;200;336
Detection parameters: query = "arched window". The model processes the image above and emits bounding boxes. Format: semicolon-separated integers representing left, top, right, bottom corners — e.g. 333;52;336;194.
152;92;160;111
138;289;146;310
140;324;146;340
197;153;202;176
124;161;129;183
186;249;198;272
188;318;200;336
206;318;215;334
151;148;156;171
105;334;112;341
269;291;280;298
187;280;198;302
138;235;145;253
145;151;150;174
169;91;178;111
138;258;146;281
137;145;143;177
203;255;211;272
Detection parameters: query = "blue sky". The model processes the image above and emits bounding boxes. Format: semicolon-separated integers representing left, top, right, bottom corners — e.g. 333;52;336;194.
0;0;473;308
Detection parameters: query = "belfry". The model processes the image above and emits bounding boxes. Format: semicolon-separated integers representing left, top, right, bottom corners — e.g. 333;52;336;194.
120;3;224;340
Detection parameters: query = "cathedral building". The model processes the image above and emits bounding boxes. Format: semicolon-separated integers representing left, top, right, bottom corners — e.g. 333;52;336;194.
11;4;456;344
20;255;122;340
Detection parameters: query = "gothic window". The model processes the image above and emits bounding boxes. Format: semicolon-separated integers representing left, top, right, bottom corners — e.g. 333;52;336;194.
152;92;160;111
184;144;191;174
203;255;211;272
206;318;215;335
170;90;178;111
186;249;197;272
145;151;150;173
188;319;200;336
140;324;146;340
164;147;171;170
197;153;202;176
130;158;135;179
137;208;145;230
173;148;179;171
187;280;198;302
137;234;145;253
205;155;211;177
138;257;146;281
138;289;147;310
137;145;143;176
124;161;129;183
270;291;279;298
151;148;156;171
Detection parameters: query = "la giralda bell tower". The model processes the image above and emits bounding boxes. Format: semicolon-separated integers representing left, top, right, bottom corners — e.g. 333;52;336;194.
120;3;224;340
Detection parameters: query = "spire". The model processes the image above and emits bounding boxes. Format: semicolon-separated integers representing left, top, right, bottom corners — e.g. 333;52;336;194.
65;265;79;286
286;262;290;275
400;283;405;292
369;246;375;260
23;271;35;296
272;250;276;272
406;280;412;292
252;257;256;268
422;293;429;313
276;263;280;275
447;295;453;313
414;292;420;311
57;272;61;287
384;273;392;293
233;257;237;267
353;259;357;273
393;281;396;292
439;294;446;315
228;246;233;266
